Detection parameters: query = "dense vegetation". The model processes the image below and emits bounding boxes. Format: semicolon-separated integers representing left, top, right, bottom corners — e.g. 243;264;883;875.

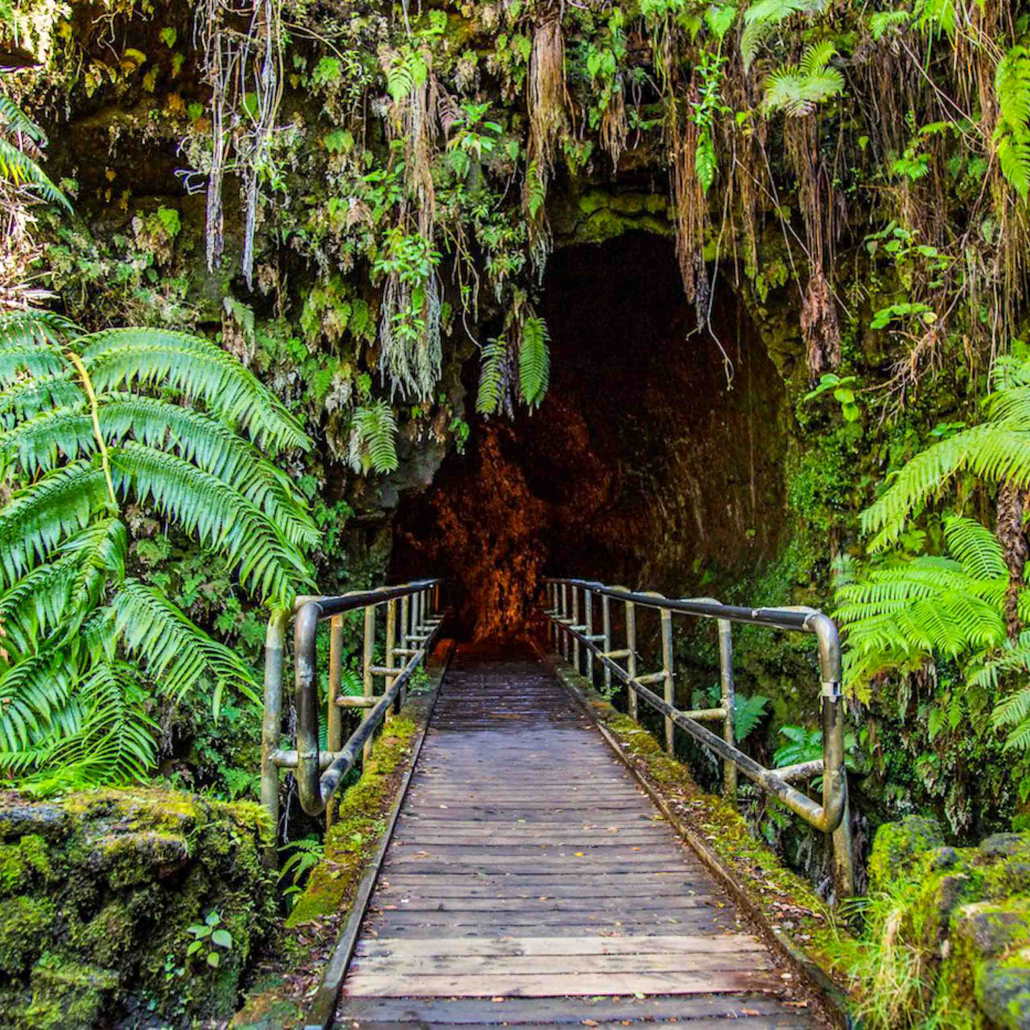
5;0;1030;1021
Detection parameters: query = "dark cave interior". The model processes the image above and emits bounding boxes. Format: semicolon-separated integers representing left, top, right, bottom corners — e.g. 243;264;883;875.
391;232;789;640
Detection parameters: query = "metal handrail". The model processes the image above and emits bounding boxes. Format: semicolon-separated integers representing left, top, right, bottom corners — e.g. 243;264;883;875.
540;577;853;898
260;580;443;846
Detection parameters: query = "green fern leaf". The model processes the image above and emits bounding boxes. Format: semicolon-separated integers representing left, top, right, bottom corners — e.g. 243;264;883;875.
81;329;311;453
349;401;399;474
477;339;507;415
519;316;550;409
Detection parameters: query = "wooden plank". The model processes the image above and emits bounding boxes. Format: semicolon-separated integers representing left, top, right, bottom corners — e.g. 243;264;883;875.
335;993;804;1024
369;895;724;913
366;914;737;933
373;882;708;898
349;951;776;976
341;1020;808;1030
354;934;767;959
342;969;785;997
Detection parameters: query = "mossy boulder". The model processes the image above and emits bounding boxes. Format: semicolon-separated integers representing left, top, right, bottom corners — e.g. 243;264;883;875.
0;788;274;1028
868;814;947;892
861;818;1030;1027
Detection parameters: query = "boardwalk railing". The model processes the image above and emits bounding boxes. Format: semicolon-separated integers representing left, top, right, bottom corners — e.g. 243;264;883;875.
540;578;854;897
261;580;443;841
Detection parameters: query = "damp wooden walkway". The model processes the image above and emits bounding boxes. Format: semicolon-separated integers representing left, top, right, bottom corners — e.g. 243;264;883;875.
335;643;820;1028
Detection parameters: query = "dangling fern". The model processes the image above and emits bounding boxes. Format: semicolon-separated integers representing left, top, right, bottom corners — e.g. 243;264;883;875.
477;339;508;416
994;46;1030;201
0;310;319;790
741;0;827;72
349;401;399;474
525;160;547;219
762;41;844;117
519;316;550;410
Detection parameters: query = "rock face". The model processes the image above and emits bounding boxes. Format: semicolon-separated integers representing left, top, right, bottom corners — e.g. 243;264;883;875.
0;789;274;1028
867;817;1030;1028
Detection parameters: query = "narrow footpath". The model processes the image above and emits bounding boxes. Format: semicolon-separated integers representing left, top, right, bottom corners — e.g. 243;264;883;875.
336;643;819;1028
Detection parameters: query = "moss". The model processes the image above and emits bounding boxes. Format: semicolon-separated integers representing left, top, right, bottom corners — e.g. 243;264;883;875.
286;713;419;927
0;895;55;974
0;787;274;1026
868;815;947;893
25;960;120;1029
0;834;52;894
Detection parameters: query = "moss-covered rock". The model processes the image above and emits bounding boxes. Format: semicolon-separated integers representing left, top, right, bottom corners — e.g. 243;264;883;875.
868;815;947;893
0;788;274;1028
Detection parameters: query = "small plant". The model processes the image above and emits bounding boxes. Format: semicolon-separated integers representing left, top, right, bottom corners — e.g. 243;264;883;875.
279;835;324;909
185;911;233;969
803;373;862;422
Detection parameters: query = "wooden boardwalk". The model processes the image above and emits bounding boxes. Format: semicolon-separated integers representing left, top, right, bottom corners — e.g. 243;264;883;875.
336;643;819;1028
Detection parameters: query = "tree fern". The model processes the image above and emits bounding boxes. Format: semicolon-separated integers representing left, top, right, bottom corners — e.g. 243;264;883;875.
862;352;1030;548
349;401;399;474
477;338;508;415
762;42;844;117
994;46;1030;201
837;516;1009;695
0;310;318;789
519;316;550;410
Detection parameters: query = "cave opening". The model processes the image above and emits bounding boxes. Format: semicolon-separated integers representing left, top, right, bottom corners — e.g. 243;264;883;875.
391;231;789;641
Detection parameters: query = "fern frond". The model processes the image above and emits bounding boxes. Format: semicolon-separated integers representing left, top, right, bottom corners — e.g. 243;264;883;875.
0;404;93;477
762;44;844;117
0;95;44;142
80;329;311;453
0;649;75;752
111;442;313;605
112;580;259;704
0;519;123;656
0;373;84;429
0;309;75;349
0;341;68;381
477;339;507;416
99;395;318;549
0;136;70;210
861;426;1030;548
740;0;824;70
943;515;1008;580
519;316;550;409
0;461;110;589
17;661;157;791
349;402;399;474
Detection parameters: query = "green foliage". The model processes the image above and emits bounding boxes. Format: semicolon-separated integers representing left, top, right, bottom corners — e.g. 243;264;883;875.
349;401;398;474
184;911;233;971
836;516;1009;694
690;685;769;741
762;41;844;117
476;338;507;416
741;0;827;71
861;351;1030;549
518;316;550;409
0;311;317;791
994;45;1030;201
804;373;862;421
278;835;324;909
0;93;69;210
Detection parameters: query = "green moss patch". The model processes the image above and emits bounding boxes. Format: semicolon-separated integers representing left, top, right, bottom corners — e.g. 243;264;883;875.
0;787;274;1027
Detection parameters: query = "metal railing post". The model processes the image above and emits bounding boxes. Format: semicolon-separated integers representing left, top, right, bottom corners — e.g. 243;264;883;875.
584;587;594;683
717;618;736;807
626;597;637;721
660;607;675;754
564;585;572;663
602;593;612;695
260;608;287;867
571;585;581;673
362;603;375;765
386;599;398;716
326;614;345;827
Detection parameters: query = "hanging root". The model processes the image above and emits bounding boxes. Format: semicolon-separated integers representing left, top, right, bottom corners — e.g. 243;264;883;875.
801;269;841;379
